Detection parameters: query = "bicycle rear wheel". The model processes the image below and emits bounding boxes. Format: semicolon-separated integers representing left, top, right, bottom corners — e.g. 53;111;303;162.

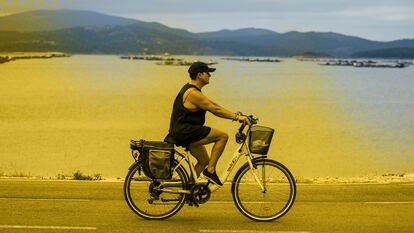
124;163;188;220
231;158;296;221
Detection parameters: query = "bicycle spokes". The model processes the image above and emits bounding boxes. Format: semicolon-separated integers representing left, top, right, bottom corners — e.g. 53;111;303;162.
232;159;296;221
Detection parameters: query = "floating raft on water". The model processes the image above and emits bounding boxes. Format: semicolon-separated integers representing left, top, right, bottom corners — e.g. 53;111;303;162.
120;55;217;66
0;53;71;64
320;59;410;68
222;57;282;62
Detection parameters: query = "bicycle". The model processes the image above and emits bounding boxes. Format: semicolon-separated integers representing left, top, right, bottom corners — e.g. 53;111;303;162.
124;114;296;221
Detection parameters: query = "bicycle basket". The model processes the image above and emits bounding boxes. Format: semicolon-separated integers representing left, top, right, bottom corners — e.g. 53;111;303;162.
130;140;175;179
248;126;274;155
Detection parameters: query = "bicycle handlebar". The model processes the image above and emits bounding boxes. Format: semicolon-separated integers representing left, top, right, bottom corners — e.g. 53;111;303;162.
235;113;258;144
247;115;259;125
237;112;258;126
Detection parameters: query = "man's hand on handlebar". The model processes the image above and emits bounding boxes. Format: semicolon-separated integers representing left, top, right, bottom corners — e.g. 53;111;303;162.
236;115;250;125
234;112;259;125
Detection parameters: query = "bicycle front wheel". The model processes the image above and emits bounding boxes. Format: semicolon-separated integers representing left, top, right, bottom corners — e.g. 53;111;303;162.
124;163;188;220
231;158;296;221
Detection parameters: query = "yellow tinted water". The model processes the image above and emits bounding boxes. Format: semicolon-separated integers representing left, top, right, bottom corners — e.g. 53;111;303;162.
0;55;412;178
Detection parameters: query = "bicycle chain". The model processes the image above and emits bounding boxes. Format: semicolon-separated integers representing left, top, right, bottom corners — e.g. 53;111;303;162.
190;184;211;204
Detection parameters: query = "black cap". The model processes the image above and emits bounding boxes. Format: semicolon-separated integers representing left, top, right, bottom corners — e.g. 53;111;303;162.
188;61;216;77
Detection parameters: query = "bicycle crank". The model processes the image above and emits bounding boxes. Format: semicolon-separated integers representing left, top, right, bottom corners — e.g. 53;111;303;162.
190;184;211;204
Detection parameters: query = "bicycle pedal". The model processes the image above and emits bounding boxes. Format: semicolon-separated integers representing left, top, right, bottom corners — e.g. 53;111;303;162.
186;199;199;207
187;202;199;207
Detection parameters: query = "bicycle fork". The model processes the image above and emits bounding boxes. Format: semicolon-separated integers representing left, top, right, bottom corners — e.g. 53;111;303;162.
247;158;266;193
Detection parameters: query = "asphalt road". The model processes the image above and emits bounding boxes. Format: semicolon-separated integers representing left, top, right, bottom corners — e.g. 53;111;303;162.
0;179;413;233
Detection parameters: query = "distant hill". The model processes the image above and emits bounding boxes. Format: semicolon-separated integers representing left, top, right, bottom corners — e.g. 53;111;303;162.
352;47;414;59
1;10;414;58
198;28;279;40
198;30;414;57
0;25;224;55
0;9;138;32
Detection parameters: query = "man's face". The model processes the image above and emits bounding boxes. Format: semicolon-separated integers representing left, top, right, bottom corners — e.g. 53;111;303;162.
198;71;211;85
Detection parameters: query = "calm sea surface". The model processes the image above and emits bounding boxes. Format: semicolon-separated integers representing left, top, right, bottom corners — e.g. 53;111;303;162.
0;55;413;178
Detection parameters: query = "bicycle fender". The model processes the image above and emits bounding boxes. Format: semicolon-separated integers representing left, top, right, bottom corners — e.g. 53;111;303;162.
128;162;140;171
231;156;267;192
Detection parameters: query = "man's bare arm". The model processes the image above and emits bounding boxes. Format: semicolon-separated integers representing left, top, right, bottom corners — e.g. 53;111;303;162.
189;90;237;120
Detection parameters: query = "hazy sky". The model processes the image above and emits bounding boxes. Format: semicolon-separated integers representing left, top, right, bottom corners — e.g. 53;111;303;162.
2;0;414;41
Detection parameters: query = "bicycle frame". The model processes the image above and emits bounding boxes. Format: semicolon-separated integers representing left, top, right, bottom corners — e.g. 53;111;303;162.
164;128;266;194
125;116;296;221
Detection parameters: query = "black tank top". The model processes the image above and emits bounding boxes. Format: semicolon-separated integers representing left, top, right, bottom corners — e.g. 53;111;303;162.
168;83;206;135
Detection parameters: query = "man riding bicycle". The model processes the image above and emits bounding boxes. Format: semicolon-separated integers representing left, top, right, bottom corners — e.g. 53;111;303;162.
165;61;249;186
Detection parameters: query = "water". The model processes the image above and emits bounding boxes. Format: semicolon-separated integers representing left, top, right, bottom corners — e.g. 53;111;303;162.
0;55;413;178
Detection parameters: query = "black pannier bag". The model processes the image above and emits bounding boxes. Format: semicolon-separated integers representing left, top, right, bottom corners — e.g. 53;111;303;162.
248;126;274;155
130;140;175;179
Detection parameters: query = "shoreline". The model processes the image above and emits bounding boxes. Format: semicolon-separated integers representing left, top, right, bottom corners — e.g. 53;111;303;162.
1;173;413;184
0;52;71;64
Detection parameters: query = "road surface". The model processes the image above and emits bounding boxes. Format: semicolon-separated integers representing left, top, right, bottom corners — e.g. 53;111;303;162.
0;179;413;233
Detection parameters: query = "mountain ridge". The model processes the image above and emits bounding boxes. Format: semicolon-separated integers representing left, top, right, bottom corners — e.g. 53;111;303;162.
1;10;414;58
0;9;139;32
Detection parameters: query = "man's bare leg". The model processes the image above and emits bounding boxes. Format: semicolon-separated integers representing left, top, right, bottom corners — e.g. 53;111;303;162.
188;144;209;177
189;128;229;174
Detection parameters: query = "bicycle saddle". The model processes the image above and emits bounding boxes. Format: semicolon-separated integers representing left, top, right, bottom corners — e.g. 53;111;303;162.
164;133;177;144
164;133;189;151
